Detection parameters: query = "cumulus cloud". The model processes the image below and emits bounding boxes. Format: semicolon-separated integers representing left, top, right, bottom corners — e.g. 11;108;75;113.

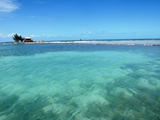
0;0;19;13
0;32;15;38
88;31;92;34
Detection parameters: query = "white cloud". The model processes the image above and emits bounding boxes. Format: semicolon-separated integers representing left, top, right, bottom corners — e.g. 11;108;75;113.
88;31;92;34
0;0;19;13
7;32;15;37
35;0;44;4
0;32;16;41
0;32;16;38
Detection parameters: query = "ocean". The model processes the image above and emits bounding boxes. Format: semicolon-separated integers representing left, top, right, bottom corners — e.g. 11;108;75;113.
0;43;160;120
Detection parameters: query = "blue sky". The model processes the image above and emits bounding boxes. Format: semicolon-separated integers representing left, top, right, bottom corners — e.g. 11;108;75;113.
0;0;160;42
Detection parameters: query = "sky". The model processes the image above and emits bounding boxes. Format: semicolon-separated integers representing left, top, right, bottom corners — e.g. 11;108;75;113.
0;0;160;42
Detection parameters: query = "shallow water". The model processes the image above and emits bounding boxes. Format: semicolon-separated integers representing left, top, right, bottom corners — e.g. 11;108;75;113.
0;44;160;120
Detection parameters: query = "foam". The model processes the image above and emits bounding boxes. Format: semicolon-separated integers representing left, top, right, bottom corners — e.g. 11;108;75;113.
28;40;160;46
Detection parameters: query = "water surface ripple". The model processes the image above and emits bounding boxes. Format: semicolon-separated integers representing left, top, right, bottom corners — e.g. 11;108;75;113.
0;44;160;120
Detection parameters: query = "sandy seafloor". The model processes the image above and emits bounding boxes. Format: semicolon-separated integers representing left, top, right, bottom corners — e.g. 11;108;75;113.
0;40;160;120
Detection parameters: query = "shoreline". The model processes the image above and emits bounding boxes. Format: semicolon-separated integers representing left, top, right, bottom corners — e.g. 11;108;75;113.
1;40;160;46
24;40;160;46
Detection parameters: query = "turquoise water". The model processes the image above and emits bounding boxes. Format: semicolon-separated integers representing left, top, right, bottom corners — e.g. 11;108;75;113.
0;44;160;120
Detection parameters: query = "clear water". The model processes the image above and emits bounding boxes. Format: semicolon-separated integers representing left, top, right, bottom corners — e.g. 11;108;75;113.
0;44;160;120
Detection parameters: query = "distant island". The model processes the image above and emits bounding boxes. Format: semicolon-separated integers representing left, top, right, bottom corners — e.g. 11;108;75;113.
12;33;33;43
10;34;160;46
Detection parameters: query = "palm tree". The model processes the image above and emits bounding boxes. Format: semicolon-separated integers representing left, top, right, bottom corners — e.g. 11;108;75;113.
19;35;24;42
12;34;24;43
